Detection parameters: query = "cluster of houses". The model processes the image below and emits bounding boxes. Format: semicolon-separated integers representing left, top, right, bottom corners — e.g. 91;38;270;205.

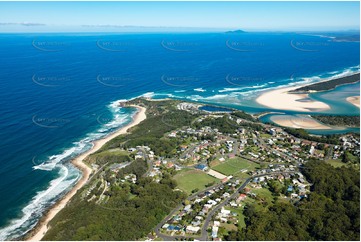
161;181;241;236
332;135;360;159
177;102;201;112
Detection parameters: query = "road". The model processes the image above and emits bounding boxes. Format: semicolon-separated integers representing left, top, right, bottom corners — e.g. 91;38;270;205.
154;171;296;241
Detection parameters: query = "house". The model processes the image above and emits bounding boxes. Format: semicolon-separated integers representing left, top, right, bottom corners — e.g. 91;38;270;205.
287;185;293;192
222;192;230;198
167;162;174;169
167;225;175;231
186;225;200;234
208;200;217;206
220;207;231;217
168;131;177;138
192;220;201;226
195;164;208;171
291;193;299;199
184;204;192;212
228;154;235;158
221;177;229;183
236;194;247;203
212;226;219;238
230;201;238;207
309;146;315;155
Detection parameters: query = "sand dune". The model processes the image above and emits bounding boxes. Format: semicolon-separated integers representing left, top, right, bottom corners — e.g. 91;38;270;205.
346;96;360;108
256;86;330;112
269;115;332;129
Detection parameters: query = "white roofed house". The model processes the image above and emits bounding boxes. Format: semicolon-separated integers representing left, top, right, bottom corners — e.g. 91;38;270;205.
186;225;200;234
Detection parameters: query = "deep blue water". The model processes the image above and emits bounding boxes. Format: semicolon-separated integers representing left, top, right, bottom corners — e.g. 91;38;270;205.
0;32;359;239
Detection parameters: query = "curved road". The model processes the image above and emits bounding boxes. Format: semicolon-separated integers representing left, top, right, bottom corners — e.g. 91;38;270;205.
154;171;295;241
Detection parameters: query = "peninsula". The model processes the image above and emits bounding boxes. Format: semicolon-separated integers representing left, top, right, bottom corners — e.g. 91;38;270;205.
24;98;359;241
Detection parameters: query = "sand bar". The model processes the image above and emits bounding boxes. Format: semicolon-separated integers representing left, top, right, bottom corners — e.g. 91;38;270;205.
346;96;360;108
256;86;330;112
27;105;146;241
270;115;332;130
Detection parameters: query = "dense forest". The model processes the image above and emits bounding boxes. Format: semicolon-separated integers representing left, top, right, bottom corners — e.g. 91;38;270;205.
283;127;342;145
312;115;360;127
226;161;360;241
232;111;256;122
43;174;186;240
291;73;360;92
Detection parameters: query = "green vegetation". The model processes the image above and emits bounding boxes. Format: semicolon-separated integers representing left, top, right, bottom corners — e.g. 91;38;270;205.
228;206;246;228
42;99;194;241
225;161;360;241
88;150;131;166
283;127;341;145
100;101;198;157
291;73;360;92
193;116;237;134
232;111;256;122
173;169;219;195
325;159;347;168
212;157;258;176
342;150;359;164
312;115;360;127
43;177;186;240
252;187;275;204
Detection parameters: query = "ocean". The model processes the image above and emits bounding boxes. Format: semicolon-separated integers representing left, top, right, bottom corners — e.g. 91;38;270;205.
0;32;359;240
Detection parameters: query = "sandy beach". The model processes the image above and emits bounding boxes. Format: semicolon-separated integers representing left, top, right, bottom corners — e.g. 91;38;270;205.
269;115;332;130
256;86;330;112
27;104;146;241
346;96;360;108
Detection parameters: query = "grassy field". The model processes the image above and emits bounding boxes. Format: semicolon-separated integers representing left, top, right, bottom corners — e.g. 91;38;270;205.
227;206;246;228
325;159;347;168
212;157;259;176
174;169;219;195
252;187;274;204
240;187;275;213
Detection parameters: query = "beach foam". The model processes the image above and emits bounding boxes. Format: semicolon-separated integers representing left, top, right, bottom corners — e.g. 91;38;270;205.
0;165;79;240
194;88;206;92
0;99;137;240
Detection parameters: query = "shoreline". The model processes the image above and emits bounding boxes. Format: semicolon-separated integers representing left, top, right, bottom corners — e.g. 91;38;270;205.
269;115;332;130
26;104;147;241
256;85;331;112
256;73;359;112
346;96;360;108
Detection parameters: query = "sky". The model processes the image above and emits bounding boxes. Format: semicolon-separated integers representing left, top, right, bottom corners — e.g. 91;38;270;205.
0;1;359;32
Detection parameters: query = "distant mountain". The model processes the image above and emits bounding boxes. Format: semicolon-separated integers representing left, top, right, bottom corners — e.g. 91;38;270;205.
225;29;246;34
